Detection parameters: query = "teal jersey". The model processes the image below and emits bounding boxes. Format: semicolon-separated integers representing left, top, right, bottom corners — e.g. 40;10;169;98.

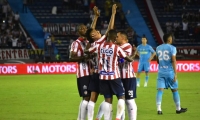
137;44;155;63
156;44;177;74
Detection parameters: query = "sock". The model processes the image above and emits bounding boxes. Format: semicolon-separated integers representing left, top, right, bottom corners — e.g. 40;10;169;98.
125;99;137;120
116;99;125;119
87;101;95;120
77;100;83;120
103;102;112;120
109;103;113;120
96;101;105;119
145;76;149;83
80;100;88;120
121;111;125;120
136;78;140;85
156;90;163;111
173;91;181;110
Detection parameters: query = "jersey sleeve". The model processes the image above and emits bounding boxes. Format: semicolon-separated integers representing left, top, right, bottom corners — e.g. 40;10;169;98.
172;46;177;56
70;41;78;53
118;46;127;58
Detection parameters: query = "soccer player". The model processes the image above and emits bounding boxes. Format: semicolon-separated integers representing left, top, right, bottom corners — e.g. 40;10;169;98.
85;4;117;120
85;29;134;120
116;31;137;120
156;33;187;114
134;35;156;87
69;24;90;120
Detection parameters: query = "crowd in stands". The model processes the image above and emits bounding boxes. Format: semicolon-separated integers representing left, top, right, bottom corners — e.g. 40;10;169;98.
164;0;200;42
41;0;139;46
0;1;32;49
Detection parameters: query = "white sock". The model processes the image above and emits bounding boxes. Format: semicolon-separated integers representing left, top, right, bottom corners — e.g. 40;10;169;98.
125;99;137;120
80;100;88;120
157;104;162;111
103;102;112;120
109;103;113;120
116;99;125;119
77;100;83;120
121;111;125;120
87;101;95;120
96;101;105;119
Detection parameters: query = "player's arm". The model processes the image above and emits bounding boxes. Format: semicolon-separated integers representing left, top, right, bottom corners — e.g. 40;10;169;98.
90;6;100;29
172;47;177;82
149;46;156;62
118;47;134;62
69;51;89;62
84;45;96;55
104;4;117;35
149;52;156;62
69;42;89;62
172;55;177;82
156;55;159;64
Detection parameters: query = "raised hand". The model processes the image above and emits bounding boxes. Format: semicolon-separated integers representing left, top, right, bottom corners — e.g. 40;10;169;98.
112;4;117;15
93;6;100;17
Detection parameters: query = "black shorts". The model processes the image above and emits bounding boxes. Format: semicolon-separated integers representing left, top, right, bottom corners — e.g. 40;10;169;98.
100;78;125;98
121;77;137;99
77;76;91;97
88;73;100;93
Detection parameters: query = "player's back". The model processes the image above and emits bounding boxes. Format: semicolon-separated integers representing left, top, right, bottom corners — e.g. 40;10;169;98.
156;44;176;75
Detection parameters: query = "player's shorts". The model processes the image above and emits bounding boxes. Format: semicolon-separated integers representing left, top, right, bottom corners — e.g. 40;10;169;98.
157;72;178;90
99;78;125;98
88;73;100;93
77;75;91;97
137;62;150;73
121;77;137;99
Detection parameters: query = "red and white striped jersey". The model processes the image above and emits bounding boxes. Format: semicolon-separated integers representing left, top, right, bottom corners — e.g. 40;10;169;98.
119;43;136;79
70;38;90;78
89;41;127;80
90;35;106;73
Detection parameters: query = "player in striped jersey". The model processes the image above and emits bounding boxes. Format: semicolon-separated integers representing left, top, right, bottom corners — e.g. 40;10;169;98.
116;31;137;120
85;29;135;120
85;5;117;120
69;24;91;120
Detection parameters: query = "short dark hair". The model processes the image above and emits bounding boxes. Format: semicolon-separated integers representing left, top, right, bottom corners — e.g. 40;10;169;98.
142;34;146;39
85;28;94;43
163;33;172;43
118;31;128;38
108;29;117;40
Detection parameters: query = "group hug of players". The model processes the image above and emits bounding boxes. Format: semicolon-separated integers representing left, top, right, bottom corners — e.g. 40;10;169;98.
69;4;187;120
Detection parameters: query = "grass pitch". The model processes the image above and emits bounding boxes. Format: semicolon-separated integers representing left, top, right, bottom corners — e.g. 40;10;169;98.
0;73;200;120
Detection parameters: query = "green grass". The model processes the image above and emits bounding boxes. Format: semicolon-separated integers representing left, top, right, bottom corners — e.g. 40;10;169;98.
0;73;200;120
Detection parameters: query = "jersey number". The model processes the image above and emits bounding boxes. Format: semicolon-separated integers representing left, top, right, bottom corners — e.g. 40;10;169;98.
102;58;110;69
157;50;170;60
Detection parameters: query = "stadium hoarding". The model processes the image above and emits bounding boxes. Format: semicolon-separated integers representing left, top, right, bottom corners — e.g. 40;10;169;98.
0;61;199;75
132;61;200;72
0;63;77;75
0;49;30;60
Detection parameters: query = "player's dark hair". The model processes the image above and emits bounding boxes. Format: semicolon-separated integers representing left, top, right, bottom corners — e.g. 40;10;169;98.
85;28;94;43
118;31;128;39
142;34;147;39
163;33;172;43
108;29;117;40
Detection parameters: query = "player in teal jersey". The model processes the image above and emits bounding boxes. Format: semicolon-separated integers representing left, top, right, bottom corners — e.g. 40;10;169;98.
156;33;187;115
133;35;156;87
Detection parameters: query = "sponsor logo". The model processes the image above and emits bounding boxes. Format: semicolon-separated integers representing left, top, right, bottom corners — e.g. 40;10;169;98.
100;48;113;56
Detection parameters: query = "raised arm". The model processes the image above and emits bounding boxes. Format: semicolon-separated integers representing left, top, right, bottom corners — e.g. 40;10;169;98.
105;4;117;35
90;6;100;29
